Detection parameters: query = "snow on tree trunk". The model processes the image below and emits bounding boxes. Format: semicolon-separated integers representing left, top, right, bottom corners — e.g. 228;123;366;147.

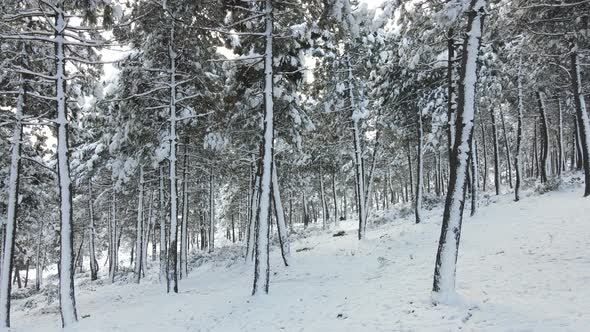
0;70;24;328
514;61;524;201
88;185;99;281
557;99;564;176
180;141;189;277
537;91;549;183
159;165;167;283
247;171;260;261
209;167;215;253
470;136;478;216
447;28;456;161
143;191;153;273
432;0;487;302
407;142;414;199
347;53;366;240
55;9;78;325
167;22;179;294
109;188;118;283
480;124;488;192
489;108;500;195
570;48;590;197
135;167;145;284
415;109;424;224
332;173;338;226
35;219;44;291
499;109;512;188
364;130;380;223
319;167;328;229
272;161;290;267
252;0;274;295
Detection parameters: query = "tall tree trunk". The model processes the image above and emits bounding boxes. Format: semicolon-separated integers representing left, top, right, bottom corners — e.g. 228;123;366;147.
159;165;167;283
570;47;590;196
347;53;366;240
143;190;153;273
515;62;524;202
109;188;117;283
134;167;145;284
470;135;479;216
489;108;501;195
0;64;25;328
415;110;424;224
209;166;215;252
447;28;456;163
534;121;540;178
55;8;77;325
480;124;488;192
332;173;338;226
247;169;260;261
35;221;44;291
272;161;290;267
557;99;564;176
575;115;584;170
167;22;179;294
433;0;486;300
180;140;189;277
319;167;328;229
253;0;274;295
537;91;549;183
499;109;512;188
407;141;414;200
364;130;380;223
88;184;99;281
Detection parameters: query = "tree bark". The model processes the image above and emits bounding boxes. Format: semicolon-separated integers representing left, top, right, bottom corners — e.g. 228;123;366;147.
515;62;524;201
415;110;424;224
489;108;501;195
537;91;549;183
433;0;486;299
570;47;590;196
499;109;513;188
252;0;274;295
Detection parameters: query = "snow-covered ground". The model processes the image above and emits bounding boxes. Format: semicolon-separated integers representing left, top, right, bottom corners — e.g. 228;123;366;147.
10;182;590;331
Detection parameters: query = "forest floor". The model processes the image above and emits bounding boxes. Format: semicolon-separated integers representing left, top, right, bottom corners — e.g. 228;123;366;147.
10;178;590;331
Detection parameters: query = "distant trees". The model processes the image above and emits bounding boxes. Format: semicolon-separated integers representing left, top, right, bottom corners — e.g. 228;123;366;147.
1;0;590;328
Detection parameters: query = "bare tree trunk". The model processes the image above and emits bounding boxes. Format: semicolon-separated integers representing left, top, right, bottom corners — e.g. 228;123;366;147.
332;173;338;226
433;0;486;299
490;108;501;195
537;91;549;183
35;221;44;291
0;64;25;328
271;161;290;266
109;188;118;283
134;167;145;284
480;124;488;192
252;0;274;295
180;140;189;278
159;165;167;283
515;61;524;201
319;167;328;229
55;8;77;324
209;166;215;252
570;47;590;196
557;99;564;176
415;110;424;224
499;109;513;188
470;135;478;216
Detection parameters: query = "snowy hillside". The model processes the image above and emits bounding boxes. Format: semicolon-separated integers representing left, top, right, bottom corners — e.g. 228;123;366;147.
10;183;589;331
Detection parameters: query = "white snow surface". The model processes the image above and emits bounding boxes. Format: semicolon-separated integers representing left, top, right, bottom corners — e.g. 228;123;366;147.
10;181;590;331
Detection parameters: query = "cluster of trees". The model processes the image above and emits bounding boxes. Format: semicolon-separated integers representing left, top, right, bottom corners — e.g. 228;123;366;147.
1;0;589;328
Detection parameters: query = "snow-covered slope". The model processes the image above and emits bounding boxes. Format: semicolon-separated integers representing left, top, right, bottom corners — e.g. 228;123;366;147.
11;186;590;331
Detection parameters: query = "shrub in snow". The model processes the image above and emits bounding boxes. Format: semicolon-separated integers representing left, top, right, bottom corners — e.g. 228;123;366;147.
535;177;562;195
